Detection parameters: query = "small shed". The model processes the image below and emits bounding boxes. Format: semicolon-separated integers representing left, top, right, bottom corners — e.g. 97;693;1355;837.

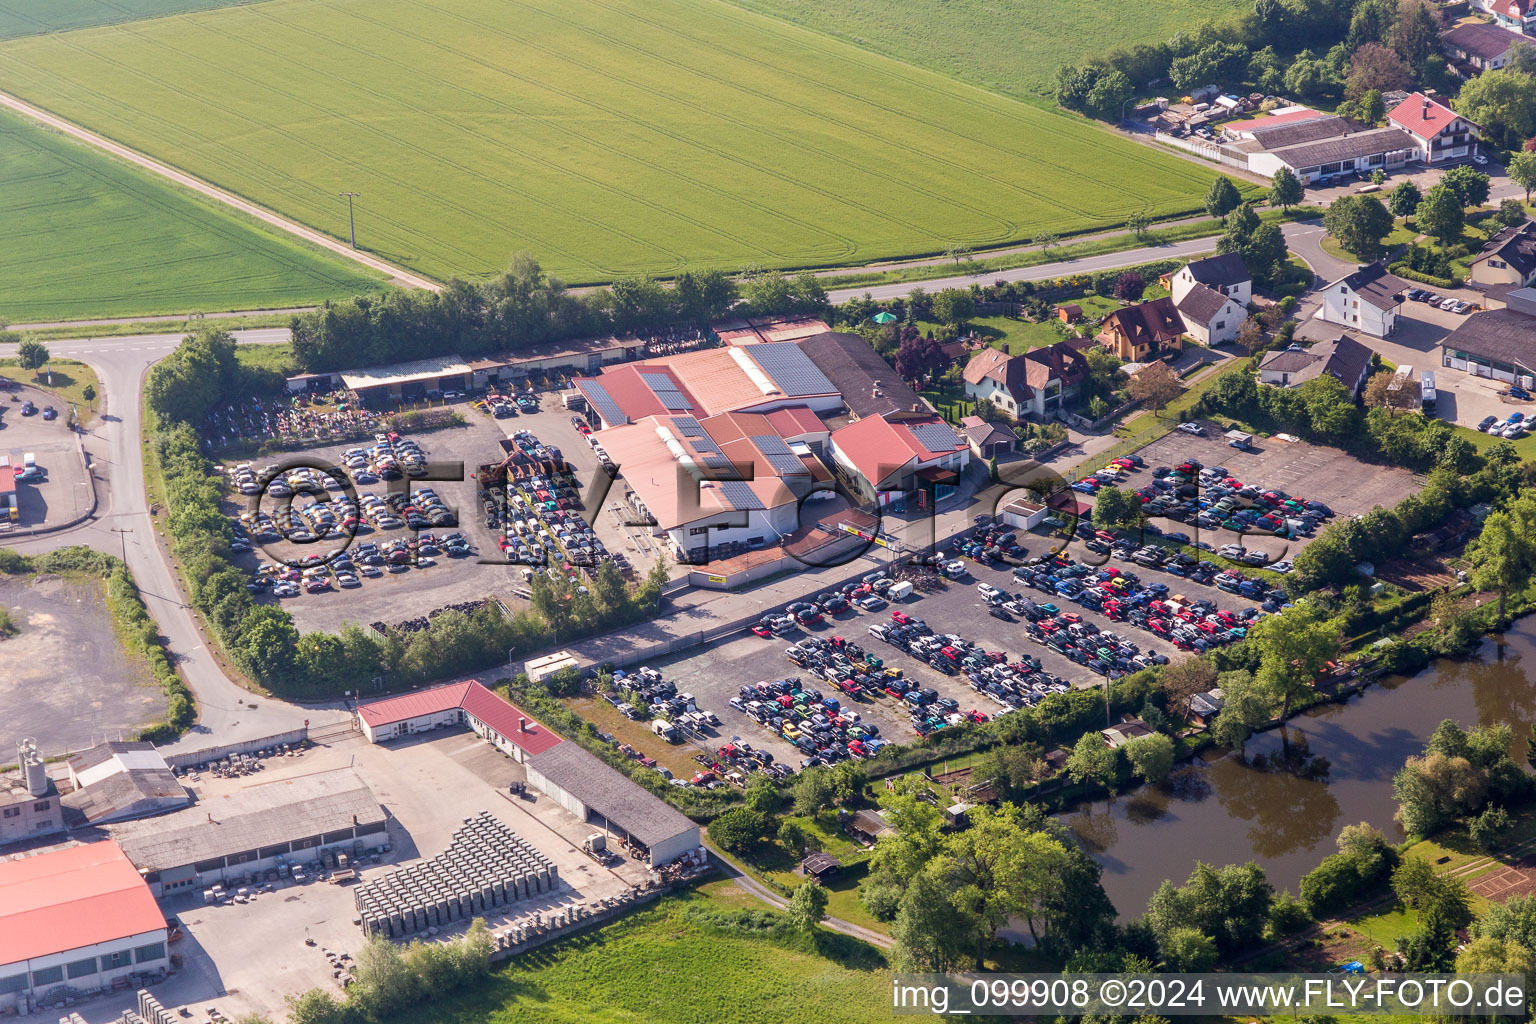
1056;303;1084;323
1189;688;1225;727
944;802;972;828
801;851;842;881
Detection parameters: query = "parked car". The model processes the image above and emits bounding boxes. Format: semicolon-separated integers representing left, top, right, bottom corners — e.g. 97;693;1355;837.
40;406;56;421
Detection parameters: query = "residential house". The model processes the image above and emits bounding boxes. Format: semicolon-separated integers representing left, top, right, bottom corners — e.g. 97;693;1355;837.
1477;0;1536;34
1257;337;1375;399
958;415;1015;460
1096;297;1186;361
1101;718;1154;748
1188;689;1225;728
1170;252;1252;306
1443;307;1536;383
1442;20;1526;70
1469;221;1536;306
1387;92;1480;165
1174;281;1247;346
961;341;1089;419
1320;262;1408;337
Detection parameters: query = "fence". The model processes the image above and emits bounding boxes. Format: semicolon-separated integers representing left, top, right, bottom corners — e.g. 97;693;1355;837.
162;727;310;769
1154;131;1252;171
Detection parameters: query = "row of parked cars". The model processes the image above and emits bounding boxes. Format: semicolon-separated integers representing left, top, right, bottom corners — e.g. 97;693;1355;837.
248;532;473;596
1476;412;1530;440
751;573;911;636
1406;288;1472;315
867;620;1061;728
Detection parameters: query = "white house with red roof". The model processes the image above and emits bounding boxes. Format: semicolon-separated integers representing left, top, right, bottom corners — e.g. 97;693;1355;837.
829;414;970;506
356;680;565;761
1388;93;1480;165
1479;0;1536;34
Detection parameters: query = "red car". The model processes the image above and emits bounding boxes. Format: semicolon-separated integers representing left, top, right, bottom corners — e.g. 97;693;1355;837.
891;610;912;624
1060;612;1082;624
751;625;772;638
966;709;990;723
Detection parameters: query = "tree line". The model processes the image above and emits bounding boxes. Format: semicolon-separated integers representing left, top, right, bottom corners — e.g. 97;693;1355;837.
287;253;828;374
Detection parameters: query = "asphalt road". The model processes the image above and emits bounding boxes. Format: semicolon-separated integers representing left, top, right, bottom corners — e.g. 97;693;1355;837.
0;328;350;753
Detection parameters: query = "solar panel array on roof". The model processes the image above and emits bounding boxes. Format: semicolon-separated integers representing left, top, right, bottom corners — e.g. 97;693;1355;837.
639;371;693;411
671;416;705;437
910;422;962;453
718;480;765;510
751;343;837;397
582;381;626;426
751;434;808;475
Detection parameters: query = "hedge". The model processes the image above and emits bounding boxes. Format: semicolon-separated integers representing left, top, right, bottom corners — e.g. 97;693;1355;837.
1388;262;1458;289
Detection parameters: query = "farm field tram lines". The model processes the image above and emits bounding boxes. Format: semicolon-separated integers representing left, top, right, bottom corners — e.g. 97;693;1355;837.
0;0;1234;282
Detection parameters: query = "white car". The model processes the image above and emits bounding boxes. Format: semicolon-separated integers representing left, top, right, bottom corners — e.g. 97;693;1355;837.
1473;152;1489;166
1439;297;1460;311
1177;422;1204;436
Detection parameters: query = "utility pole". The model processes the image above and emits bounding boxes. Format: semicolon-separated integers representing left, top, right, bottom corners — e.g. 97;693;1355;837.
338;192;361;249
111;527;132;564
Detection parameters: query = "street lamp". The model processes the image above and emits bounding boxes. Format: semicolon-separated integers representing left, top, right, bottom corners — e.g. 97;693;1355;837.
338;192;361;248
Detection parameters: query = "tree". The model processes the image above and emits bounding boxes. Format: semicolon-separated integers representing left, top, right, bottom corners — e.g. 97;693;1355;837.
1204;176;1242;222
1469;805;1514;851
706;807;767;852
787;880;829;930
1145;861;1274;953
1270;166;1303;211
1392;0;1442;71
1457;69;1536;147
285;990;348;1024
1469;496;1536;626
930;289;975;327
1127;361;1182;413
1475;893;1536;949
1235;317;1266;356
944;243;973;266
1499;197;1529;228
1285;54;1335;99
1360;89;1387;126
1127;209;1153;240
1093;486;1142;529
1066;731;1118;787
1034;232;1060;255
791;768;836;816
1512;152;1536;206
1362;369;1419;413
1388;179;1422;217
1346;44;1411;99
1113;271;1147;301
1249;602;1340;721
1417;183;1466;246
1442;164;1492;209
1241;223;1288;284
891;870;975;972
1124;732;1176;783
1086;68;1134;122
895;333;949;381
81;384;96;408
1348;0;1394;50
1211;670;1268;751
1322;194;1394;258
1159;656;1215;720
15;338;48;373
1457;935;1534;975
1161;926;1219;970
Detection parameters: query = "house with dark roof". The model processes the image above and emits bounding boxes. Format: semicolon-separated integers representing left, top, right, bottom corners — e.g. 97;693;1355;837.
1470;221;1536;303
1096;297;1186;362
961;342;1089;419
1171;253;1251;306
1321;262;1408;337
1388;92;1480;165
958;415;1015;459
1173;282;1247;345
1257;337;1375;399
1443;20;1525;70
796;331;925;419
1443;307;1536;384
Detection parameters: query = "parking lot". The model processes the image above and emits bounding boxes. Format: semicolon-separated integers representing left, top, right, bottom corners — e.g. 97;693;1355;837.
221;397;660;635
0;382;92;531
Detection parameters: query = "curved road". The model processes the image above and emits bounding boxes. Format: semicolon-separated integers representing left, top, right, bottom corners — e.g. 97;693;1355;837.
0;329;349;754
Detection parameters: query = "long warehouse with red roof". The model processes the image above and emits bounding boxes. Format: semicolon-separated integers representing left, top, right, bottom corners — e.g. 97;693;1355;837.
0;842;168;1012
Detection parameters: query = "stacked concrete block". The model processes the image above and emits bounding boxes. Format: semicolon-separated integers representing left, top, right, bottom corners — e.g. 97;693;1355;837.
354;811;559;937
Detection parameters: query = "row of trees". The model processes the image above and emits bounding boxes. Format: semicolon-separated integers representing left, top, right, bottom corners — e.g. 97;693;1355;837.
1058;0;1444;120
285;921;494;1024
1324;165;1490;259
288;254;828;373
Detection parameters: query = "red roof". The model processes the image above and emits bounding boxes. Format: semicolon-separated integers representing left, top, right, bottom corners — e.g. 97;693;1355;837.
0;842;165;964
1388;92;1468;139
573;364;699;425
763;405;825;438
357;680;564;756
831;414;963;488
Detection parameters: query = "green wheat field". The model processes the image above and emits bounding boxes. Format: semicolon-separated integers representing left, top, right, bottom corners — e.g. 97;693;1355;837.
0;0;1231;285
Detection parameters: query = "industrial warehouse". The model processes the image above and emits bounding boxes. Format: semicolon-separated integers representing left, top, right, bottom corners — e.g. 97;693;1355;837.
105;768;389;896
356;682;701;866
0;842;169;1014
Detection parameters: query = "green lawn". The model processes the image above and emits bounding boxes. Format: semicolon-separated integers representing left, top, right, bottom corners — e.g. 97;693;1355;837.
725;0;1248;99
0;0;1233;284
0;109;382;322
378;890;893;1024
0;0;256;38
